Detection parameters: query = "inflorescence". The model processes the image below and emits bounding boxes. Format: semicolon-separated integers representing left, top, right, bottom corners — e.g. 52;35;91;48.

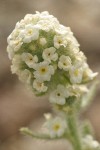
7;11;99;150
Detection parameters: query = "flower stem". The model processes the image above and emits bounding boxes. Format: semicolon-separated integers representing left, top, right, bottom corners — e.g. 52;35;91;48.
67;112;83;150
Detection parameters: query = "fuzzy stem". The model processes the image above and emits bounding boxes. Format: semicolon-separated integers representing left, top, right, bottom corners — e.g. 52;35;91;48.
67;112;83;150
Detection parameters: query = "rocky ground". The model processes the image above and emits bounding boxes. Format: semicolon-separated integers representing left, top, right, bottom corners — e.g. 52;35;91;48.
0;0;100;149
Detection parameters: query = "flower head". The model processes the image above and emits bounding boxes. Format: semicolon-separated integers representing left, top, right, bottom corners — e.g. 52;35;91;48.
7;11;97;97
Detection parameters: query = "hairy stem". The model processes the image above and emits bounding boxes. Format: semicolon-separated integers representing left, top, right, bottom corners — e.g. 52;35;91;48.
67;113;83;150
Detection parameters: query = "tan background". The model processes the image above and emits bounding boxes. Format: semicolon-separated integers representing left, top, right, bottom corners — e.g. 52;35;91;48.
0;0;100;149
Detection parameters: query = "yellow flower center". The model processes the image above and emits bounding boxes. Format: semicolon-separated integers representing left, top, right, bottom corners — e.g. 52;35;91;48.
53;124;60;131
58;40;62;44
28;29;33;35
39;67;47;74
74;69;79;76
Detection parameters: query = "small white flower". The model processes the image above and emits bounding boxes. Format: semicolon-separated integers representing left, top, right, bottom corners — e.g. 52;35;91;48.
42;47;58;63
19;69;31;84
9;38;23;52
37;20;54;32
69;66;83;84
67;34;80;47
8;29;20;41
74;51;86;67
21;53;38;68
39;37;47;46
49;84;67;105
58;55;72;71
33;79;48;92
54;35;67;49
34;61;54;82
24;14;34;24
24;13;39;25
55;25;72;35
7;46;14;60
20;24;39;43
44;117;67;138
83;135;100;149
16;20;26;29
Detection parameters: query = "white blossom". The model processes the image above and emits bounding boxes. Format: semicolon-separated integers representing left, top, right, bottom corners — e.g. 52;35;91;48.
20;24;39;43
74;51;86;67
58;55;72;71
33;79;48;92
49;84;68;105
8;29;20;40
21;53;38;68
7;11;98;99
55;25;72;35
37;20;54;32
69;66;83;84
42;47;58;63
9;38;23;52
19;69;31;84
34;61;54;82
44;117;67;138
67;34;80;47
24;14;34;24
54;35;68;49
24;13;39;25
16;20;26;29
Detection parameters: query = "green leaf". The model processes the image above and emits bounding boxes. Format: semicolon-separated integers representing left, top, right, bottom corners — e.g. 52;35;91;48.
20;127;67;140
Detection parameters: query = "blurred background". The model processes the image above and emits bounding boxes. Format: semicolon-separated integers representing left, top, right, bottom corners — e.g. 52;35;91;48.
0;0;100;149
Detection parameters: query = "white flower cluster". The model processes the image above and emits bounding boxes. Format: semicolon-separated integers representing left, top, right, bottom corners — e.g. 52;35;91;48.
44;114;67;138
7;11;97;105
82;135;100;150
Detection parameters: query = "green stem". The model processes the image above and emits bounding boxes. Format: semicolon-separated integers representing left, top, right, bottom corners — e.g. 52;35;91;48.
67;113;83;150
